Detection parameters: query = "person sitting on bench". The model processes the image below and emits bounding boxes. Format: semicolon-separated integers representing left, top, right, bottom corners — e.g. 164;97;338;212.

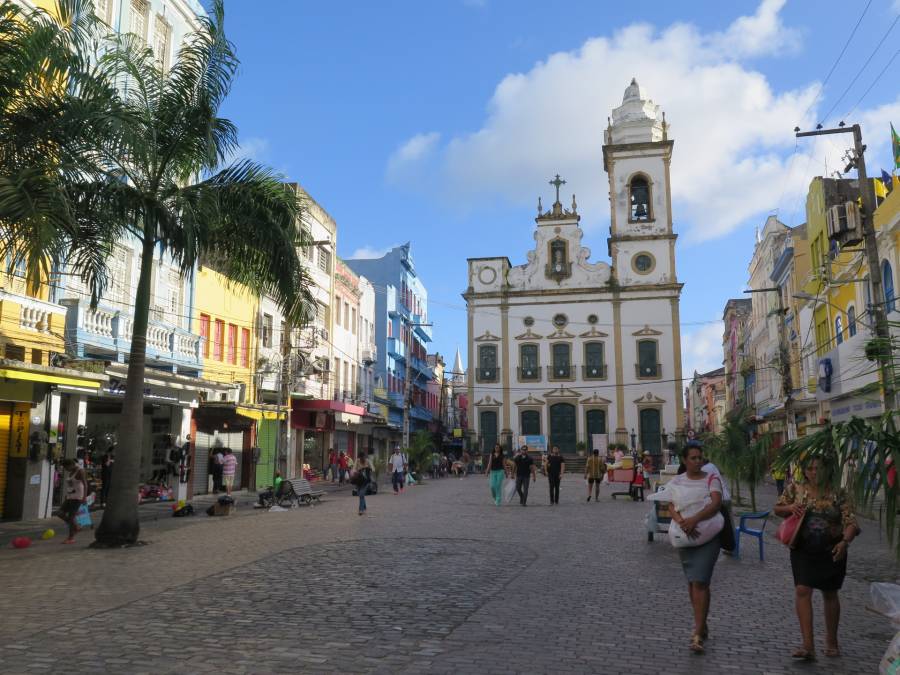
258;471;284;507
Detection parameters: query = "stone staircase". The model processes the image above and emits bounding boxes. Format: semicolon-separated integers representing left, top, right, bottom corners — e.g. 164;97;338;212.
562;455;587;474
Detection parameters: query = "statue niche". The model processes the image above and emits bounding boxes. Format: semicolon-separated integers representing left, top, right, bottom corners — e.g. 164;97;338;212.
545;238;572;282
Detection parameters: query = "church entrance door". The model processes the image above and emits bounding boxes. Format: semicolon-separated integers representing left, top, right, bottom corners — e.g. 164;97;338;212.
480;410;498;452
549;403;576;454
639;408;661;456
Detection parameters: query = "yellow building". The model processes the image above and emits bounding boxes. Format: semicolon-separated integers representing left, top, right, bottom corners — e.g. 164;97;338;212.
192;265;259;403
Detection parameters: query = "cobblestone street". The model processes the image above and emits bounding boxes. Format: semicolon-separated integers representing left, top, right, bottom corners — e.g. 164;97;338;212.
0;475;895;674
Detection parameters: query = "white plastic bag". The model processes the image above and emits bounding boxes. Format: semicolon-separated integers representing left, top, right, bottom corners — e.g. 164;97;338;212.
668;511;724;548
503;478;517;504
652;481;723;547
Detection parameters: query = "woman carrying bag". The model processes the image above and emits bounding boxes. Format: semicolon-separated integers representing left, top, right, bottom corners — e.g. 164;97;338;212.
668;443;724;654
774;456;859;661
351;455;373;516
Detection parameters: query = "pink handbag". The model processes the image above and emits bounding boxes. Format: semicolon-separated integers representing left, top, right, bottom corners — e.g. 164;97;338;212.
775;510;805;548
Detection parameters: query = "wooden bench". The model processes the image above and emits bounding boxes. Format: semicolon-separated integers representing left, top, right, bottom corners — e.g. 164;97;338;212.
277;478;325;507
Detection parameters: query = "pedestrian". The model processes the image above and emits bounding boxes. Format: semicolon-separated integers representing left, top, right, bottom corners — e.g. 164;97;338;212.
584;449;604;502
100;449;114;508
669;443;724;654
327;448;338;483
699;447;731;505
545;445;565;505
513;445;536;506
221;448;237;496
389;447;406;495
210;445;225;493
772;464;786;496
57;459;87;544
487;443;506;506
774;456;859;661
338;451;350;485
353;453;372;515
258;471;284;507
461;450;471;478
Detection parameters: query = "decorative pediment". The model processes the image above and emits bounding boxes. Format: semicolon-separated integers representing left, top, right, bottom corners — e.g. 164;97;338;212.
474;330;502;342
514;393;545;406
546;328;576;339
580;393;612;405
632;324;663;336
633;391;666;404
475;394;503;407
543;387;582;399
579;327;609;338
515;328;544;341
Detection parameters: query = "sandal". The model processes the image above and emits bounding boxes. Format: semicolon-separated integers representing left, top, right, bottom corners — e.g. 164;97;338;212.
791;648;816;661
823;647;841;658
689;634;704;654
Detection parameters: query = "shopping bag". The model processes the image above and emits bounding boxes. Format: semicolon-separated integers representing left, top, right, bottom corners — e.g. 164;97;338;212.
503;479;517;504
74;503;92;529
668;511;724;548
775;510;805;548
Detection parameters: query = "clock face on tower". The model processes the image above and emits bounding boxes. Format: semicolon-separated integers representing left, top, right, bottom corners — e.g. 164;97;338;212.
633;253;655;274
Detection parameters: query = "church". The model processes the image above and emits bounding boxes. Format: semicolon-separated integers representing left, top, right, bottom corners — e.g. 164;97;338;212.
463;79;684;460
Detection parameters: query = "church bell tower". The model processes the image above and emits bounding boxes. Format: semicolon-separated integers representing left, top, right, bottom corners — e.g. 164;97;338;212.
603;79;677;289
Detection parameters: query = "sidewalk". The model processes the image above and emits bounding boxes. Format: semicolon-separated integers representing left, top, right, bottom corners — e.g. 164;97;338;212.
0;477;357;547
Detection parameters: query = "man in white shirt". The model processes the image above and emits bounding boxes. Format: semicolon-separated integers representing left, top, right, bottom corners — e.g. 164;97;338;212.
389;448;406;495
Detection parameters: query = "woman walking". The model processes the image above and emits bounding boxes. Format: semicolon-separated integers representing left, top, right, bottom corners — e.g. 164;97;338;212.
545;446;565;505
57;459;88;544
774;457;859;661
487;444;506;506
669;444;724;654
353;454;373;516
584;449;604;502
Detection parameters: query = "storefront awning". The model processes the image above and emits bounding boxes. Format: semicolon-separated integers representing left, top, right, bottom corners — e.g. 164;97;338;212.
236;405;285;421
0;367;102;389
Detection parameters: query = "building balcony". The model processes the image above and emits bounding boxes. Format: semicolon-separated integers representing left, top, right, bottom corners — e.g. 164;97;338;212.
61;298;201;372
547;364;573;381
518;366;540;381
0;290;67;351
387;337;406;361
410;355;434;380
410;405;433;422
635;363;662;379
388;390;405;408
411;314;432;341
476;366;499;382
361;345;377;364
582;364;608;380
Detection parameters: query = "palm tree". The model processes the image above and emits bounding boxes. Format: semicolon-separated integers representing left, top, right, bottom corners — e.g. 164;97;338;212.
1;0;314;546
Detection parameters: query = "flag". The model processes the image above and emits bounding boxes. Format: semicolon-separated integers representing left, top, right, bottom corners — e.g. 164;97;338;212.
883;169;896;194
875;176;887;199
893;123;900;169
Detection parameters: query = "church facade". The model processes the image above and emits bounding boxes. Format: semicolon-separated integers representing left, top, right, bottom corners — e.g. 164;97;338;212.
463;80;684;458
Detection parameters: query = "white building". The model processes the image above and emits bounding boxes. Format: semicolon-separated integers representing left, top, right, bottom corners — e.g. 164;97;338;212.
464;80;684;457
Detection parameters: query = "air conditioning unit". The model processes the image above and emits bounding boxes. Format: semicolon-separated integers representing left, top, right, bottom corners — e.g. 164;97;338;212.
825;201;862;249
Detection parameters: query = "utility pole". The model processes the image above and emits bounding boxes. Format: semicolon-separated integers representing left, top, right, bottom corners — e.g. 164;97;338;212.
745;288;796;441
278;321;293;477
796;124;896;411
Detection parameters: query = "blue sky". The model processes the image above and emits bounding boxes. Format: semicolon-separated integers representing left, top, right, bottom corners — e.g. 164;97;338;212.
218;0;900;378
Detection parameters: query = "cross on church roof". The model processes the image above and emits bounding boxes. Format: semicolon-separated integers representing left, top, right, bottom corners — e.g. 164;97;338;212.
549;174;566;205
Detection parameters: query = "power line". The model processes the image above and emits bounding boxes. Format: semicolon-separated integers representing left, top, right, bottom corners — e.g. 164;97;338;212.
843;47;900;119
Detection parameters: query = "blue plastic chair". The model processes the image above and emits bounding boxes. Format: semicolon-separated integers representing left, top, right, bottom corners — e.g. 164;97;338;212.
734;510;771;561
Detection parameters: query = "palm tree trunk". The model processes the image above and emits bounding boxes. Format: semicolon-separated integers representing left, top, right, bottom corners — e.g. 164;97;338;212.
93;235;155;546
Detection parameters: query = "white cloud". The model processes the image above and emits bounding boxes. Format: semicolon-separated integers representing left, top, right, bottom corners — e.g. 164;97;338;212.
386;132;441;185
225;136;271;164
681;321;725;382
349;243;399;260
893;0;900;14
386;3;848;243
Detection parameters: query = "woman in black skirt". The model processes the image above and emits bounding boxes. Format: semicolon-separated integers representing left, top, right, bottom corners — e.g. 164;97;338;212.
774;457;859;661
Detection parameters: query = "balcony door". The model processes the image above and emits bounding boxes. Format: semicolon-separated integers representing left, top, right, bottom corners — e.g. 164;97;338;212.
480;410;498;452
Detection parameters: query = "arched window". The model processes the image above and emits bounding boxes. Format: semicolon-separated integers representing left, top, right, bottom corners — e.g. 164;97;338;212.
884;260;896;313
835;315;843;345
847;306;857;337
629;175;651;222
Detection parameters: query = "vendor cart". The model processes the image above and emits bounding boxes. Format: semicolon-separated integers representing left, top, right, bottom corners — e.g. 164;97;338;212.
646;471;677;542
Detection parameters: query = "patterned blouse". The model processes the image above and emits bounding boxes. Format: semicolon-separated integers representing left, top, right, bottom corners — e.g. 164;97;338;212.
776;483;859;554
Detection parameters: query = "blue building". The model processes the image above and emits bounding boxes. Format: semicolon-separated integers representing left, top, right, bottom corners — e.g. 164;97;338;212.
346;244;433;441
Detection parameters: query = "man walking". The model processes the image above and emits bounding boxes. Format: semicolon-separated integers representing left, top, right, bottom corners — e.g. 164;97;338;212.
389;447;406;495
584;449;604;502
544;446;565;505
513;445;536;506
221;448;237;496
327;448;338;483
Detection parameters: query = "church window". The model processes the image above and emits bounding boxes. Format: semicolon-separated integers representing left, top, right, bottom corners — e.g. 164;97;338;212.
835;315;843;345
552;313;567;328
546;239;571;281
628;175;651;222
636;340;659;378
477;345;498;382
519;344;539;380
583;342;605;379
847;306;856;337
551;343;571;379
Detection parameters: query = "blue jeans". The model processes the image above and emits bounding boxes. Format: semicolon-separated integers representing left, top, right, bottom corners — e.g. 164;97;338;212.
329;463;337;481
358;481;368;512
490;470;505;505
